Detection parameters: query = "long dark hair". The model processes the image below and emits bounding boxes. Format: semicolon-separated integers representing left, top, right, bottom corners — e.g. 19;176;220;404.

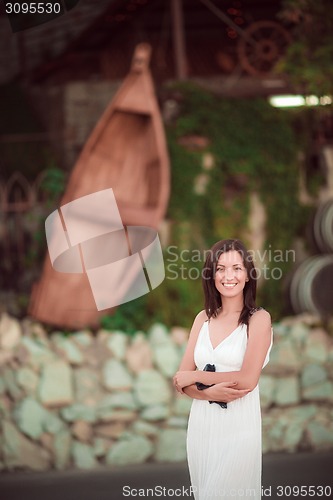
202;239;257;325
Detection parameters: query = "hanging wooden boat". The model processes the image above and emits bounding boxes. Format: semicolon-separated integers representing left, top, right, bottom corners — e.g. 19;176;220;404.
29;43;170;329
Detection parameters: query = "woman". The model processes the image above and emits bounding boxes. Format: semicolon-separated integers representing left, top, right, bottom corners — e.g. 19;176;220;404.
173;239;273;500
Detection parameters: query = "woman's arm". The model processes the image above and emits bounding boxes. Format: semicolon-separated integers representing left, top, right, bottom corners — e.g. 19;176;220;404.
174;309;272;391
175;310;252;402
172;309;206;397
183;383;250;402
175;309;208;373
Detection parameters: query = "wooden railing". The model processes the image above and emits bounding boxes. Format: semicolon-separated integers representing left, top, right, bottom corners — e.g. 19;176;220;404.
0;171;55;290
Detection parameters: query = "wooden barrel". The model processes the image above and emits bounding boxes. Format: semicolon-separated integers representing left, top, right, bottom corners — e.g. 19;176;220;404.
289;255;333;315
313;199;333;253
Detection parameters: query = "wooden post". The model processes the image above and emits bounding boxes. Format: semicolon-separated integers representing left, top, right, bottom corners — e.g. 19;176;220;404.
171;0;187;80
18;31;28;83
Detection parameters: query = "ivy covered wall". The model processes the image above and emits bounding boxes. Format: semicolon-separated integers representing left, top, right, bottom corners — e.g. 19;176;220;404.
142;83;310;327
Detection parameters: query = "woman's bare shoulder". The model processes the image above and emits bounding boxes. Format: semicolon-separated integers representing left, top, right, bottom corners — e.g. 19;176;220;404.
194;309;208;323
249;308;271;327
188;309;208;339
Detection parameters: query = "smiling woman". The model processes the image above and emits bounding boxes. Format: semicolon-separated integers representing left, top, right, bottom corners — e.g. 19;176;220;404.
173;238;273;500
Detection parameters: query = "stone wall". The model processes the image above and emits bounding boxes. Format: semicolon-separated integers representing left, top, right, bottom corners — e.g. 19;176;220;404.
0;313;332;472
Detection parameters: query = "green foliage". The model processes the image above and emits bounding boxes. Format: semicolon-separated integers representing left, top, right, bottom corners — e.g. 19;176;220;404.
39;165;66;205
22;165;66;279
147;248;204;328
100;295;152;335
278;0;333;94
167;135;202;221
155;82;308;322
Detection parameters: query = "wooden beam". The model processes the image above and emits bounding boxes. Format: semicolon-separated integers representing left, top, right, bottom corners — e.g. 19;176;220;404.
171;0;187;80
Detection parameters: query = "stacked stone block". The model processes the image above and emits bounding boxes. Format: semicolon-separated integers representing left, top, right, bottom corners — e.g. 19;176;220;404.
0;312;332;472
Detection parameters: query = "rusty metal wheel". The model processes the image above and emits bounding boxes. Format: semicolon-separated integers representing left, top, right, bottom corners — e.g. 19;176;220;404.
237;20;291;76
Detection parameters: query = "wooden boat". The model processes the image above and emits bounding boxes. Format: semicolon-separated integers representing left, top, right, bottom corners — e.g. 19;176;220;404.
29;43;170;329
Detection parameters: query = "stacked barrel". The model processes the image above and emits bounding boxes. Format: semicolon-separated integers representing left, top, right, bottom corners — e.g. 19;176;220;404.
290;199;333;316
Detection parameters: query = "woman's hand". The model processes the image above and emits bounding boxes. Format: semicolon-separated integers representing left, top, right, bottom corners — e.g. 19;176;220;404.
205;382;250;402
173;371;251;400
173;370;197;393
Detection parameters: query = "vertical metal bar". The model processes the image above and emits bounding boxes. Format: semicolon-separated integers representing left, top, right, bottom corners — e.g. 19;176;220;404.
171;0;187;80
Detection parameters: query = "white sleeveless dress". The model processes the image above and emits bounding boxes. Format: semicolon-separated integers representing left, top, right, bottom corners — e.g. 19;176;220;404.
186;320;273;500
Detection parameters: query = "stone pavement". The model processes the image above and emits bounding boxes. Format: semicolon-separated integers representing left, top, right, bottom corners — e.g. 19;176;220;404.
0;451;332;500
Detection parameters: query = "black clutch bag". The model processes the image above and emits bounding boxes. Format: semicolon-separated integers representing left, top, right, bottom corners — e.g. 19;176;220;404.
195;363;227;409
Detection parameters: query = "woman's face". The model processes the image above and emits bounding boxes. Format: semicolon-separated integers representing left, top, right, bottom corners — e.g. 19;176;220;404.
214;250;248;298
